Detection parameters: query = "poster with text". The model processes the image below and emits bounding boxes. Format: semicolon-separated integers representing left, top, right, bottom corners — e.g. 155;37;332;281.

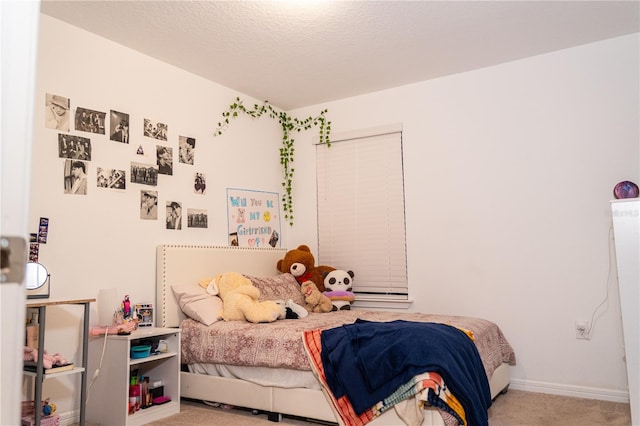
226;188;281;248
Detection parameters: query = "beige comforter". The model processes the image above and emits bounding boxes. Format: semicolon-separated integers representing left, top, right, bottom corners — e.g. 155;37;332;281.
180;310;515;379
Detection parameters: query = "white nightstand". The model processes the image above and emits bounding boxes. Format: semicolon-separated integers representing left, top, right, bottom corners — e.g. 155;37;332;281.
86;327;180;425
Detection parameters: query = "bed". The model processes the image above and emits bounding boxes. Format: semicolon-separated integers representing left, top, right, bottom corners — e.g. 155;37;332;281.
156;244;516;425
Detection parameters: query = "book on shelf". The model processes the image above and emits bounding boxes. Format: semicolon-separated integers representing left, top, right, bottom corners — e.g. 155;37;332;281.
24;362;74;374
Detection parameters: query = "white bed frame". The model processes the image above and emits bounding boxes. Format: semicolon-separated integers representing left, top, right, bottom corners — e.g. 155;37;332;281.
156;244;510;425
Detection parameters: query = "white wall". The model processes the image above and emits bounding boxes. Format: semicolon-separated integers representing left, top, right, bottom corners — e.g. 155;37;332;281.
26;15;286;419
290;34;639;401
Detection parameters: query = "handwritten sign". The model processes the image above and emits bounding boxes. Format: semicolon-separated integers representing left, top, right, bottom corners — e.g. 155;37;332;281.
227;188;281;248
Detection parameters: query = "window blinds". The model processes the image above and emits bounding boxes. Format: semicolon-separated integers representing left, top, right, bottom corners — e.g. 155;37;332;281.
316;131;408;296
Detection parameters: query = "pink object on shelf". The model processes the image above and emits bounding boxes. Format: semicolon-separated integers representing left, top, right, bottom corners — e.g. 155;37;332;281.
152;396;171;405
21;414;60;426
89;320;137;336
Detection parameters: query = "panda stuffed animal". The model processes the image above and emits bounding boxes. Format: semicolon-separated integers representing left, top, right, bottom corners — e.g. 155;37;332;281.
322;269;355;311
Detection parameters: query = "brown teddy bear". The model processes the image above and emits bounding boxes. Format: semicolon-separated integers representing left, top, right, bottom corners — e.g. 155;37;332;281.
215;272;285;323
300;281;333;313
276;245;335;292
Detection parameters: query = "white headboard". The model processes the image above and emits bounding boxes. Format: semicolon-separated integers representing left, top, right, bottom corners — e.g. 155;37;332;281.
155;245;288;327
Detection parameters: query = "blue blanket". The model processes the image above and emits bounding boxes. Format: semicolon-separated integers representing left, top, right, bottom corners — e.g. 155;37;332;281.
320;319;491;425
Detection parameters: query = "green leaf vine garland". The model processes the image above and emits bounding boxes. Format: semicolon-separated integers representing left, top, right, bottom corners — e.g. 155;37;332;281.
214;97;331;226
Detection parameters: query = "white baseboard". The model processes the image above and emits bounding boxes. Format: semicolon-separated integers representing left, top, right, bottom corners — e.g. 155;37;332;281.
509;379;630;404
57;409;78;426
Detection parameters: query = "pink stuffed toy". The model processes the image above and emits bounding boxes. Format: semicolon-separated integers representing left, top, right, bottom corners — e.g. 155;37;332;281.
23;346;68;369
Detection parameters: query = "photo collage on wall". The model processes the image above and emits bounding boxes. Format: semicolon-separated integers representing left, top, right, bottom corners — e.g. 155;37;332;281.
45;92;209;230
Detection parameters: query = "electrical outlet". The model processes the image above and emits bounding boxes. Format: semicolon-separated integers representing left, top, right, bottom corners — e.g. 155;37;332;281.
575;320;591;340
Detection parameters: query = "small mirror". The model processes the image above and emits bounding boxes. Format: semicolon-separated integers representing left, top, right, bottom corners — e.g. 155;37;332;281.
25;262;50;299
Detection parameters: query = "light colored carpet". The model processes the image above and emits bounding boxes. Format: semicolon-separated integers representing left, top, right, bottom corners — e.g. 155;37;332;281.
144;390;632;426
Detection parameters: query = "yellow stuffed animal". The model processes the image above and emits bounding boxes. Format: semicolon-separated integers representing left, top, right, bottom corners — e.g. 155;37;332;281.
215;272;284;323
300;280;333;313
199;277;217;295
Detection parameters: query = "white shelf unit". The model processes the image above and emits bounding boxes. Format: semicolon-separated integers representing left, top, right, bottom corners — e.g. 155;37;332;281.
24;298;94;426
23;367;86;380
611;199;639;426
86;327;180;426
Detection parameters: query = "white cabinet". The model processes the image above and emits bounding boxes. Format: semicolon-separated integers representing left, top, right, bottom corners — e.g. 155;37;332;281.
611;199;639;426
86;327;180;425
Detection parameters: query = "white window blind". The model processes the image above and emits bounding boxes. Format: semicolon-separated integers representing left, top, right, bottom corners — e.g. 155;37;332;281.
316;130;408;296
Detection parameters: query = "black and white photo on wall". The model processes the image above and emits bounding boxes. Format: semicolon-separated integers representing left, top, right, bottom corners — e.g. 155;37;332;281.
187;208;208;228
156;145;173;175
179;135;195;165
45;93;70;131
29;229;41;273
75;107;106;135
63;159;88;195
194;172;206;195
130;161;158;186
109;110;130;143
140;190;158;220
166;201;182;230
97;167;126;190
58;134;91;160
144;118;167;141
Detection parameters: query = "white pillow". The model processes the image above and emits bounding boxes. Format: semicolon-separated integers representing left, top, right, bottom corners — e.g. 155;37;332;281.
171;284;223;326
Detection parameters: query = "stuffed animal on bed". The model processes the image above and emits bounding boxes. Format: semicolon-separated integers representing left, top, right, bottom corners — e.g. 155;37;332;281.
215;272;285;323
199;276;218;295
276;245;335;292
322;269;355;311
274;299;308;319
300;280;333;313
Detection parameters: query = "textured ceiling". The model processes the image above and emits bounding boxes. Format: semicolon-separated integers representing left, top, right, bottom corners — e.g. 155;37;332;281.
40;1;639;110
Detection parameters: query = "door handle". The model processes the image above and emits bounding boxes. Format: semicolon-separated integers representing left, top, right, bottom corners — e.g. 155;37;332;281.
0;236;27;284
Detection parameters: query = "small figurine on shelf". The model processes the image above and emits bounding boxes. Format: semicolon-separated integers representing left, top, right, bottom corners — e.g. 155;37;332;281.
42;398;56;417
122;295;132;320
135;303;154;327
108;294;138;332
